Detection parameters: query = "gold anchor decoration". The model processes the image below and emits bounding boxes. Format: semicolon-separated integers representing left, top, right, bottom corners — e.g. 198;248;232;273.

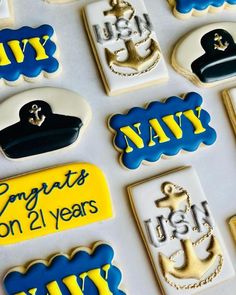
155;182;189;212
28;104;46;127
214;33;229;51
105;39;160;72
159;236;222;280
104;0;133;18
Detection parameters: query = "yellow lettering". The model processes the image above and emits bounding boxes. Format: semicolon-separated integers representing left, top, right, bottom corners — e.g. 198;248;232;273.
183;109;206;134
0;43;11;66
87;268;113;295
120;124;144;153
7;40;24;63
62;275;84;295
162;115;183;139
28;37;49;61
15;289;37;295
46;281;62;295
149;118;170;145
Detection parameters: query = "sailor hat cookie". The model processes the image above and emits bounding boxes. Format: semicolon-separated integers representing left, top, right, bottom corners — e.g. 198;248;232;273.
0;0;14;27
222;87;236;136
108;92;217;170
0;24;59;85
172;22;236;87
83;0;168;96
0;163;113;245
4;242;126;295
0;87;91;159
127;166;235;294
168;0;236;19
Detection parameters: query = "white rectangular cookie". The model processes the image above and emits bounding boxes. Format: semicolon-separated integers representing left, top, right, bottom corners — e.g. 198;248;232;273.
223;88;236;136
82;0;168;96
0;0;14;27
128;166;235;294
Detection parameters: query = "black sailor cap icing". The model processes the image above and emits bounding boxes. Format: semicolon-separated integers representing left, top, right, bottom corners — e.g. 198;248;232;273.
191;29;236;83
0;100;83;159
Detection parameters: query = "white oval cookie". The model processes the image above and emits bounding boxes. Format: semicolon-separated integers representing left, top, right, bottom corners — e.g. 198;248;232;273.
172;22;236;87
0;87;92;159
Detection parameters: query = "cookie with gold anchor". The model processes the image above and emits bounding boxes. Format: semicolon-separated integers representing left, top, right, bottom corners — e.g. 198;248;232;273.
127;166;235;294
172;22;236;87
0;87;91;159
82;0;168;96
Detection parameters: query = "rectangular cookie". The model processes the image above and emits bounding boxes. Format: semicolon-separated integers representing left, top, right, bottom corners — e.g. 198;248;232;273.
223;88;236;136
82;0;168;96
128;166;235;294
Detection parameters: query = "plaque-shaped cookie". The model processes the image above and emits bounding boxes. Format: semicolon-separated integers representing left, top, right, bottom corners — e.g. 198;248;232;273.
128;167;235;294
83;0;168;95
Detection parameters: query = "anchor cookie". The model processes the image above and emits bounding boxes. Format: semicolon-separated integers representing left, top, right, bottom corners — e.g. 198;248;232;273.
83;0;168;95
108;92;216;170
0;24;59;85
0;163;113;245
168;0;236;19
222;87;236;136
172;22;236;87
0;87;92;159
0;0;14;27
3;242;126;295
127;166;235;294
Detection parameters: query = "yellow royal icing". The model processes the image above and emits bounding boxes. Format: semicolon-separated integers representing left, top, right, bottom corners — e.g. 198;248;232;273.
0;163;113;245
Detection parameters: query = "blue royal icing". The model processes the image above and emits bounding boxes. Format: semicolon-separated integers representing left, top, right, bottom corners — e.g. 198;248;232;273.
4;243;126;295
175;0;236;14
0;25;59;82
109;92;217;170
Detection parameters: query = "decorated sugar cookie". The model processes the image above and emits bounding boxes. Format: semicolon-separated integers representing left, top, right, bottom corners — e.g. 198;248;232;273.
0;88;91;159
127;166;235;294
0;163;113;245
229;216;236;245
0;0;14;27
108;92;216;170
172;23;236;87
0;24;59;85
168;0;236;19
83;0;168;96
222;87;236;136
4;242;126;295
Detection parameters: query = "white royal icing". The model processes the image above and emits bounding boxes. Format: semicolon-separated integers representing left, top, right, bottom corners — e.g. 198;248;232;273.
173;22;236;73
128;167;235;294
83;0;168;95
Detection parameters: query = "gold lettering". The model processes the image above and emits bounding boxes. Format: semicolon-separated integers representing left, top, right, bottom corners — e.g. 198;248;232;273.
46;281;62;295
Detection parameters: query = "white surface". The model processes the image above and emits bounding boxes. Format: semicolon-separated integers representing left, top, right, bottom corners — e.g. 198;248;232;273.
0;1;235;295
